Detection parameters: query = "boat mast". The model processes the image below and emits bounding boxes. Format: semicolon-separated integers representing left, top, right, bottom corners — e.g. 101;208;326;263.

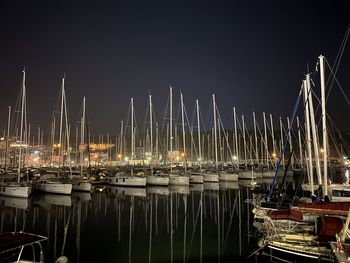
242;114;247;170
296;116;303;168
253;111;259;166
287;117;294;169
319;55;328;196
18;70;26;183
306;74;322;185
119;120;123;162
233;107;239;168
58;77;65;168
212;94;218;172
149;93;153;174
80;97;86;177
131;98;134;173
270;114;276;158
263;112;268;168
5;106;11;172
170;86;173;174
303;78;314;196
64;81;72;177
180;93;187;174
279;117;285;169
196;100;202;171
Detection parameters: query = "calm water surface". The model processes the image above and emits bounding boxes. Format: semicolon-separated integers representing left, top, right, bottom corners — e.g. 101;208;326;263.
0;182;267;262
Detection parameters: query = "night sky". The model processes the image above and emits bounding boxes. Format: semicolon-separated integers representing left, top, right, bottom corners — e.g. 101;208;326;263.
0;0;349;137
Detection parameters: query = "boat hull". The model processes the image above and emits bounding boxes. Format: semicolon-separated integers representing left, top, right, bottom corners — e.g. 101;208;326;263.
189;174;203;184
219;173;238;182
72;181;92;192
169;175;189;186
108;176;146;187
202;173;219;182
146;175;169;186
0;184;31;198
33;181;72;195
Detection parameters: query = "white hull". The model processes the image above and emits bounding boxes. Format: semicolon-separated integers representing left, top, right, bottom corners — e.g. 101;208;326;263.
72;180;92;192
169;175;189;186
189;174;203;184
108;176;146;187
219;173;238;181
0;184;31;198
146;175;169;186
329;184;350;202
203;173;219;182
33;181;72;195
238;171;257;180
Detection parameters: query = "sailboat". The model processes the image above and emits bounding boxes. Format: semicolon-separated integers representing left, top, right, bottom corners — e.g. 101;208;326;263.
33;76;72;195
167;86;189;186
0;69;31;198
146;93;169;186
189;99;204;184
72;97;92;192
109;98;146;187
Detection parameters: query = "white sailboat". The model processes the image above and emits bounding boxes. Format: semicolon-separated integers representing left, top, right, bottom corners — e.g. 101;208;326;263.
168;87;189;186
189;99;204;184
33;76;72;195
0;69;31;198
146;93;169;186
72;97;92;192
213;94;238;182
109;98;146;187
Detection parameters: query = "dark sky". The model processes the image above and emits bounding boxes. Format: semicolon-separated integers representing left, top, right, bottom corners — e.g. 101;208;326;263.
0;0;349;137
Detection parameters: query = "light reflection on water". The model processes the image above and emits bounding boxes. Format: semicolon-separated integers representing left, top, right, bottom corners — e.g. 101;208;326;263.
0;182;267;263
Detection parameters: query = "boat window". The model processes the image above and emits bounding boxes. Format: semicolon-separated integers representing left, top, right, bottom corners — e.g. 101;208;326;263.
332;190;350;197
332;190;341;196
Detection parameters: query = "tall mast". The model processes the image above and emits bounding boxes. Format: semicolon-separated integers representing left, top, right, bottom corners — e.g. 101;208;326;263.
279;117;285;169
303;79;314;196
169;86;173;174
149;93;153;173
196;100;202;171
180;93;187;174
156;122;159;166
64;82;72;177
287;117;294;169
18;69;26;183
270;114;276;156
263;112;268;167
233;107;239;168
253;111;259;165
131;98;134;166
5;106;11;172
80;97;86;177
242;114;247;170
119;120;123;161
319;55;328;196
296;116;303;168
58;77;65;167
306;74;322;185
212;94;218;171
